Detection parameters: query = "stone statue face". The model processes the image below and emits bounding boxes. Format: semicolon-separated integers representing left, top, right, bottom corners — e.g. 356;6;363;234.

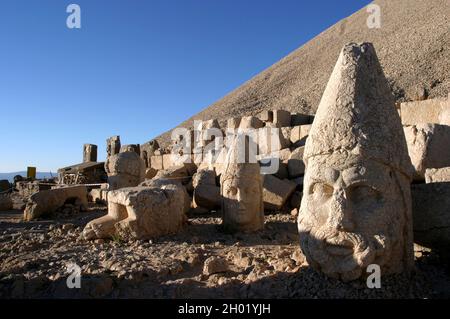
298;155;407;281
222;164;263;229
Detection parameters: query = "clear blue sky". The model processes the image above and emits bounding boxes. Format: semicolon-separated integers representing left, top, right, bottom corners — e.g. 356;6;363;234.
0;0;371;172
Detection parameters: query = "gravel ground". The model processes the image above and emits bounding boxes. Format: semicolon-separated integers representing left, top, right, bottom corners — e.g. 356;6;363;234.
0;205;449;299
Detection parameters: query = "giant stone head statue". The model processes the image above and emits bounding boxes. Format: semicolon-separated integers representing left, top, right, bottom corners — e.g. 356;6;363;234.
298;43;414;281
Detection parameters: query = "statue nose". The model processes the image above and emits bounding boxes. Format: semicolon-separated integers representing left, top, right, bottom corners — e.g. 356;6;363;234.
328;190;355;232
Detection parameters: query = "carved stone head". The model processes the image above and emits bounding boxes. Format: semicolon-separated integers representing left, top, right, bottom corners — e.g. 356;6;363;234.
221;136;264;233
298;43;414;281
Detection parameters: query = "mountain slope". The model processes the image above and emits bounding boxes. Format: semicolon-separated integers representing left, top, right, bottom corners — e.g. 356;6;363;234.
155;0;449;147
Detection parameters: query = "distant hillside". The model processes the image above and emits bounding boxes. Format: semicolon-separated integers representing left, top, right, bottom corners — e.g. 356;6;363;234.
155;0;449;148
0;172;57;182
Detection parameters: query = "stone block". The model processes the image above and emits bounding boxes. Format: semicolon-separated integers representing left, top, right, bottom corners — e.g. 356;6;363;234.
239;116;264;130
412;182;450;249
258;110;273;123
272;110;291;128
404;123;450;180
150;155;163;170
290;124;312;144
425;167;450;183
262;174;296;211
401;97;450;126
24;185;88;221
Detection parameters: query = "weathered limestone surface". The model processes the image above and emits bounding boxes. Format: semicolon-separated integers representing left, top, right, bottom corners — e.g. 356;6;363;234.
192;169;220;210
258;110;273;123
120;144;140;155
150;155;164;170
400;97;450;126
257;127;289;154
24;185;88;221
83;144;97;163
227;117;241;129
83;181;186;240
298;43;414;281
262;174;296;211
154;165;190;184
425;167;450;183
106;136;121;157
412;182;450;249
220;138;264;232
404;123;450;181
290;124;311;145
105;151;145;190
238;116;264;130
140;139;159;168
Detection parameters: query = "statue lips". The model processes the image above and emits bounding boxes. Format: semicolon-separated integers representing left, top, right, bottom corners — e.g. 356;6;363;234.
324;236;354;256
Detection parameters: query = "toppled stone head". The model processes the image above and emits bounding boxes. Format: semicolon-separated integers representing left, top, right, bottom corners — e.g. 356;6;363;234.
297;43;414;281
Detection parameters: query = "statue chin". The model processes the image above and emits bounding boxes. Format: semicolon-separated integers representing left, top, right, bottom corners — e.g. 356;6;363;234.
300;226;390;281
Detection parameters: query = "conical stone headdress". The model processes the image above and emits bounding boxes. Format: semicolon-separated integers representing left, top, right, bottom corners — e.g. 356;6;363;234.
304;42;413;179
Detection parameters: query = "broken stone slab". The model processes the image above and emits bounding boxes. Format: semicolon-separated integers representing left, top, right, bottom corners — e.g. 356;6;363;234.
425;167;450;183
106;136;121;157
412;182;450;250
89;187;108;204
287;146;305;178
82;181;186;240
262;174;296;211
24;185;88;221
150;155;163;170
140;139;160;168
83;144;97;163
227;117;241;129
105;151;145;190
192;169;220;210
238;116;264;130
120;144;140;155
401;97;450;126
290;124;312;145
404;123;450;181
154;165;189;183
272;110;291;128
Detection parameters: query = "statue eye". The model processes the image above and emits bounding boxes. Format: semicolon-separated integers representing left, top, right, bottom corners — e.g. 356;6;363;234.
349;185;380;203
228;186;238;196
310;183;333;197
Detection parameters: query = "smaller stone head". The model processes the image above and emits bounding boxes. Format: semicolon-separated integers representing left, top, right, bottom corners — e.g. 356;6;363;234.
106;151;145;190
220;136;264;233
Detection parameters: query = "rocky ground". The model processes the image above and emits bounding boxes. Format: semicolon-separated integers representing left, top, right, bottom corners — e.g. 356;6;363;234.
0;204;449;299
